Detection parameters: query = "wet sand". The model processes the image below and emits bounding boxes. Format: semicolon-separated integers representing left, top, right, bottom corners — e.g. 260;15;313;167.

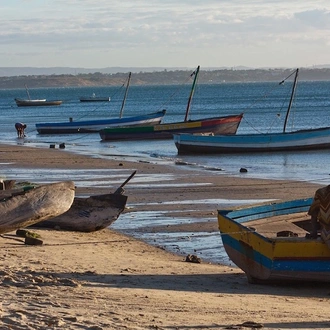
1;143;330;330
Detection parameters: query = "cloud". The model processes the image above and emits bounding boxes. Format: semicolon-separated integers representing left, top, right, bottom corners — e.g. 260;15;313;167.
0;1;330;67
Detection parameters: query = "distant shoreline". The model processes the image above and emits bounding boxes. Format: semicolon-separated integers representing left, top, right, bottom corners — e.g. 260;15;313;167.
1;67;330;89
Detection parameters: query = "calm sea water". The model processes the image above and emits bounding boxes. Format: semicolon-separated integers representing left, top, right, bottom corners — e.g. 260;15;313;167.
1;79;330;265
1;79;330;185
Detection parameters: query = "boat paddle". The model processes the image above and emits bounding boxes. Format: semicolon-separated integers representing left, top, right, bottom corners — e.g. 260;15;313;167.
114;170;137;195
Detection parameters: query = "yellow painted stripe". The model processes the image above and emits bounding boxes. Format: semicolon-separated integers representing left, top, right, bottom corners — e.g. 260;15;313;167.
273;241;330;258
218;214;330;259
218;215;274;259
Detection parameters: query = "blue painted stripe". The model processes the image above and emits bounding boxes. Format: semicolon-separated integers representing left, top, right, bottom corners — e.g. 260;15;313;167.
223;235;330;273
222;234;273;269
273;259;330;272
219;198;313;224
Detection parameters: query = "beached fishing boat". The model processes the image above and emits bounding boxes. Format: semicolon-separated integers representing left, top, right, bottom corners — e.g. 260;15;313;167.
0;181;75;235
99;66;243;141
15;85;63;107
174;68;330;154
36;73;165;134
218;197;330;283
32;171;135;232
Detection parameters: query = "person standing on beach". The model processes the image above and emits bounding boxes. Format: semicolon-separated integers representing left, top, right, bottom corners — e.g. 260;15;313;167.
308;185;330;247
15;122;27;138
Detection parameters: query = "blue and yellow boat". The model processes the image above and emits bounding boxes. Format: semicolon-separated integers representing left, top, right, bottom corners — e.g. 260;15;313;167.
218;198;330;283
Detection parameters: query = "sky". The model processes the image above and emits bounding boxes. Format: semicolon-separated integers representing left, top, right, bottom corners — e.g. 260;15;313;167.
1;0;330;69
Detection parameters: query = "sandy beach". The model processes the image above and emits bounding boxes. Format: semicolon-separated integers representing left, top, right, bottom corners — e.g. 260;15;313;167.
1;144;330;330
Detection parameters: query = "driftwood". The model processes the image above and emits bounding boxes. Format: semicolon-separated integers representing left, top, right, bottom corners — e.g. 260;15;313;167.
0;181;75;234
32;171;136;232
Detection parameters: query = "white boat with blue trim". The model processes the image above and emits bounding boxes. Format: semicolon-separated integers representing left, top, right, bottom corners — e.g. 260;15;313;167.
174;68;330;154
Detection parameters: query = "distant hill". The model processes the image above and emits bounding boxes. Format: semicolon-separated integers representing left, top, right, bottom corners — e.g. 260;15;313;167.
1;67;330;89
1;65;330;77
0;67;195;77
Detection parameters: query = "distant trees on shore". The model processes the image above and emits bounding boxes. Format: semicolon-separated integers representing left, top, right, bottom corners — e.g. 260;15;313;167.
1;68;330;89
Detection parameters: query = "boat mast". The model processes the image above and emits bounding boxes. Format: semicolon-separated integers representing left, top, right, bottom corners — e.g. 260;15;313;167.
184;65;200;122
25;84;31;100
283;68;299;133
119;72;131;119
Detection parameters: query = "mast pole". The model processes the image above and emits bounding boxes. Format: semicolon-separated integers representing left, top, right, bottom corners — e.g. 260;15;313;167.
25;84;31;100
184;65;200;122
283;68;299;133
119;72;131;119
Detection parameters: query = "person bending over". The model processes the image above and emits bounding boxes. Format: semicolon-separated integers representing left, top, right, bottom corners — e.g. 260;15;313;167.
15;123;27;138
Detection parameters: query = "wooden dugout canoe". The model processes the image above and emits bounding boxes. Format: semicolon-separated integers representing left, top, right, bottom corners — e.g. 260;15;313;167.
33;192;128;232
0;181;75;235
31;171;136;232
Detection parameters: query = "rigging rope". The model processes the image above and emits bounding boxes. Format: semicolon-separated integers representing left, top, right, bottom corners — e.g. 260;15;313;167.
238;68;299;134
154;70;197;112
71;83;127;122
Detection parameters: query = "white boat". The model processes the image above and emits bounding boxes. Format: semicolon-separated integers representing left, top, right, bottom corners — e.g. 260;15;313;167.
15;85;62;107
174;68;330;154
15;98;62;107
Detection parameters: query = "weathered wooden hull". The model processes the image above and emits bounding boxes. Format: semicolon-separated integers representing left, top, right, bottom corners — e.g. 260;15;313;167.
33;192;128;232
0;181;75;234
99;114;243;141
36;110;166;134
218;198;330;283
174;126;330;154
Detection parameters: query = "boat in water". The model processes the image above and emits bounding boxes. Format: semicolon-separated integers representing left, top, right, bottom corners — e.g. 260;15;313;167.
15;85;62;107
15;98;63;107
99;66;243;141
79;93;111;102
36;73;166;134
174;68;330;154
